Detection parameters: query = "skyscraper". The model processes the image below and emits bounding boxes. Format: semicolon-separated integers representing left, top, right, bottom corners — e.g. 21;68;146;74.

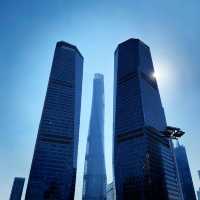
197;171;200;200
82;74;107;200
174;142;196;200
197;190;200;200
25;41;83;200
113;38;182;200
106;182;115;200
9;177;25;200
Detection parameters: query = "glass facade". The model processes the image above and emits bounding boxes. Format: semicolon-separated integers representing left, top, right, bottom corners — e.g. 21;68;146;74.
197;171;200;200
9;177;25;200
197;190;200;200
174;143;196;200
82;74;107;200
113;38;182;200
106;182;115;200
25;41;83;200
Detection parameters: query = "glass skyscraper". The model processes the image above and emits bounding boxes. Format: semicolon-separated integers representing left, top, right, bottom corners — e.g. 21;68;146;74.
25;41;83;200
82;74;107;200
197;190;200;200
9;177;25;200
174;143;196;200
106;182;115;200
113;38;182;200
197;171;200;200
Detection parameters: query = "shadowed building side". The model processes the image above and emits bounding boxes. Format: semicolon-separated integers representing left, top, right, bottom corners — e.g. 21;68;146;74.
25;41;83;200
82;74;107;200
113;38;182;200
9;177;25;200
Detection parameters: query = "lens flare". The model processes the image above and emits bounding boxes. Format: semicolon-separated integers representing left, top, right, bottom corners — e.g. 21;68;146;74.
152;71;159;79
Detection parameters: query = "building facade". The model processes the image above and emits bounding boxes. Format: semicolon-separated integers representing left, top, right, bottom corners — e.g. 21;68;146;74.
197;171;200;200
82;74;107;200
106;182;115;200
197;190;200;200
113;38;182;200
25;41;83;200
174;143;196;200
9;177;25;200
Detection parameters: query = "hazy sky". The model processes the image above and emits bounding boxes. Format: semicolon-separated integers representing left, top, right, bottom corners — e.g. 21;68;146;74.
0;0;200;199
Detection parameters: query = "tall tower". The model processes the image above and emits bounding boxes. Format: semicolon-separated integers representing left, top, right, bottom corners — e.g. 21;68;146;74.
197;171;200;200
174;143;196;200
25;41;83;200
82;74;107;200
106;182;115;200
9;177;25;200
113;38;182;200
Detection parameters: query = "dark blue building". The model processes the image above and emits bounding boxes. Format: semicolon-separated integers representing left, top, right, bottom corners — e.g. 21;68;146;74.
9;177;25;200
174;143;196;200
82;74;107;200
25;41;83;200
113;38;182;200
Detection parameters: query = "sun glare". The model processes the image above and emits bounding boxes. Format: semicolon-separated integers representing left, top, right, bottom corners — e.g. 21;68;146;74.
152;71;159;79
152;60;174;91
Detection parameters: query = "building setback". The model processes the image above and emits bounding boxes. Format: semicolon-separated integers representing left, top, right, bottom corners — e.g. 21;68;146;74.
174;143;196;200
82;74;107;200
113;38;182;200
25;41;83;200
9;177;25;200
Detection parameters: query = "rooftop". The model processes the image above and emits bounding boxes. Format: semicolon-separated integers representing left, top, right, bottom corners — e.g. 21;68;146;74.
56;41;83;58
115;38;149;53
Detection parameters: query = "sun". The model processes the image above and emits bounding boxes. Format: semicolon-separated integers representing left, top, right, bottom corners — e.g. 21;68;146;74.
152;71;160;79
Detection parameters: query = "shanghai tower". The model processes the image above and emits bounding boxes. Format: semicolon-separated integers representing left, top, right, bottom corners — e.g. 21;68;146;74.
25;41;83;200
82;74;107;200
113;38;182;200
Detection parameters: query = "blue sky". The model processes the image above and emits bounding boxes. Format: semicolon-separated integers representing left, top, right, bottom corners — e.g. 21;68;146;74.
0;0;199;199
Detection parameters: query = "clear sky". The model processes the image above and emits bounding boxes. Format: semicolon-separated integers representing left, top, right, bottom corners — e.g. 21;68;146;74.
0;0;199;199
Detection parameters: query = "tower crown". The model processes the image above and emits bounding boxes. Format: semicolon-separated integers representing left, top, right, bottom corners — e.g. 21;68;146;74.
56;41;83;58
95;73;104;80
115;38;149;53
